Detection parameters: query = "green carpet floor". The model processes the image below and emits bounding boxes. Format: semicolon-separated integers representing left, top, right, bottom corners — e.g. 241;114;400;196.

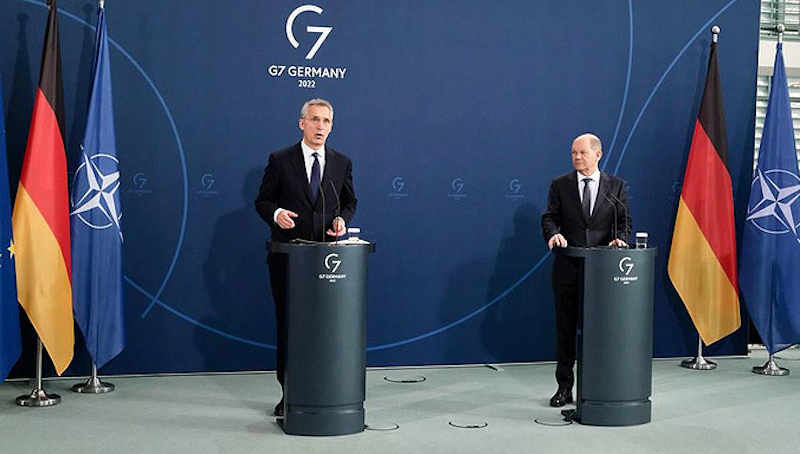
1;349;797;454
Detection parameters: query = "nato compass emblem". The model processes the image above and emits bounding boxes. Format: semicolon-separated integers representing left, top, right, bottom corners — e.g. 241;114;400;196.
746;168;800;242
71;151;123;240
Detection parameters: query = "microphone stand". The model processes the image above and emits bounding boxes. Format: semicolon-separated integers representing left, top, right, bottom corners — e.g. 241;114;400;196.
330;181;341;241
319;180;326;243
607;191;630;245
603;192;619;247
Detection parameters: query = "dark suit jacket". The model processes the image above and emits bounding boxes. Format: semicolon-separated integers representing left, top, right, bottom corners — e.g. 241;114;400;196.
541;171;631;249
255;142;357;243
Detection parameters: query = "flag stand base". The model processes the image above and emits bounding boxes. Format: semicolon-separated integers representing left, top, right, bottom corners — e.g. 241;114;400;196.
680;356;717;370
16;339;61;407
72;363;115;394
752;355;789;376
681;338;716;370
72;376;115;394
16;388;61;407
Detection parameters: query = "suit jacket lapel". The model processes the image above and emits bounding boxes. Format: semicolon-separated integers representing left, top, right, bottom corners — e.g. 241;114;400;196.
291;143;313;206
568;172;588;224
568;171;582;210
589;172;607;222
320;148;334;190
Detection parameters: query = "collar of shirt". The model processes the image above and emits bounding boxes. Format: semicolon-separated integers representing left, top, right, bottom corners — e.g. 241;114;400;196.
301;141;326;181
577;168;601;215
576;168;600;186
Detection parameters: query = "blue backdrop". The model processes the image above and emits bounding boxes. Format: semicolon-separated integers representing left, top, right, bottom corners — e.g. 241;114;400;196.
0;0;758;375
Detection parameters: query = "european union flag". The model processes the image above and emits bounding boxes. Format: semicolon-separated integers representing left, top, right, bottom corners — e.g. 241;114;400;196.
739;42;800;354
0;76;21;380
70;6;124;368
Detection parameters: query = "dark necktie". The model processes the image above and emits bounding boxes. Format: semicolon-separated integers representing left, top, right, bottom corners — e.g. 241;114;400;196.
581;177;592;220
310;152;321;201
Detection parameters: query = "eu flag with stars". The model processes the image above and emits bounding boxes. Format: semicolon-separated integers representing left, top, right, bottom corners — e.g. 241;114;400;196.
739;42;800;354
0;76;21;380
70;6;124;368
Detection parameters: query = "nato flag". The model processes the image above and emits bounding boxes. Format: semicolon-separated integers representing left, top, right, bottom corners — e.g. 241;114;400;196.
0;76;21;380
739;42;800;354
70;6;124;368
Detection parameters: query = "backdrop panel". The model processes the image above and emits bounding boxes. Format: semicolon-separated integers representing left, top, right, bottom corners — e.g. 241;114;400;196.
0;0;758;375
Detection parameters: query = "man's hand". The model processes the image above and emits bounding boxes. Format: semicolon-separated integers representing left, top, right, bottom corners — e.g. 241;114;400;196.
276;210;298;229
608;238;628;248
327;216;346;238
548;233;567;249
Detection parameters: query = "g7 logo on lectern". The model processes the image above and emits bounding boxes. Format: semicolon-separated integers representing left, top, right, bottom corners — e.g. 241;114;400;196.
614;256;638;285
319;253;346;283
619;257;634;275
286;5;332;60
324;253;342;273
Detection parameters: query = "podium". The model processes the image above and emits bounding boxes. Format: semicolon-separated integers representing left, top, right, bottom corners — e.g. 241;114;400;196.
557;246;655;426
270;240;375;436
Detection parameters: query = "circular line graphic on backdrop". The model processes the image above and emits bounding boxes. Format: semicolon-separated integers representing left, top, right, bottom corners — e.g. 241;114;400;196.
22;0;740;352
612;0;738;174
601;0;633;171
19;0;189;321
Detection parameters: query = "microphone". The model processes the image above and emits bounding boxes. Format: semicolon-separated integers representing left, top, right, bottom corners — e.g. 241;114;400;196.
606;191;630;245
329;180;341;240
319;178;326;243
602;192;619;247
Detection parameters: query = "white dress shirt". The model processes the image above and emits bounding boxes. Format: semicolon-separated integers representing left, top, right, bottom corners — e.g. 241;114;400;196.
576;169;600;216
300;140;326;182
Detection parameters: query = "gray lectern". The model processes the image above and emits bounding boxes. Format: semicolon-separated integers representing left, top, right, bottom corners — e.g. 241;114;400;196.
557;246;655;426
270;240;375;436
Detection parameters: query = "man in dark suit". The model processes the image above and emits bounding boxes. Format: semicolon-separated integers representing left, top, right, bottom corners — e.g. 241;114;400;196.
541;133;630;407
254;98;357;417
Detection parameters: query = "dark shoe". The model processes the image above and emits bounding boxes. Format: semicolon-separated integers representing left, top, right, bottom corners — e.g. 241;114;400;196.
273;398;284;417
549;389;573;407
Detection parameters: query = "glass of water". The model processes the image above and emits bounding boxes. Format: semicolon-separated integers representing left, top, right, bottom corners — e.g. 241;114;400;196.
635;232;648;249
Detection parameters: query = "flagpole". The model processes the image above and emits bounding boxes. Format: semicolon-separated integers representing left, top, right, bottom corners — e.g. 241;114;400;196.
749;24;791;378
15;339;61;407
681;336;717;370
678;25;723;372
71;362;115;393
68;0;118;395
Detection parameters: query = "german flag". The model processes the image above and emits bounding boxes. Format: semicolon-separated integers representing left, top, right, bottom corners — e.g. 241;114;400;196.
12;0;73;374
668;39;740;346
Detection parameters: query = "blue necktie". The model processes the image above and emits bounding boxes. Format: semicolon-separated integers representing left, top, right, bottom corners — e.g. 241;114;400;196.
310;152;321;201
